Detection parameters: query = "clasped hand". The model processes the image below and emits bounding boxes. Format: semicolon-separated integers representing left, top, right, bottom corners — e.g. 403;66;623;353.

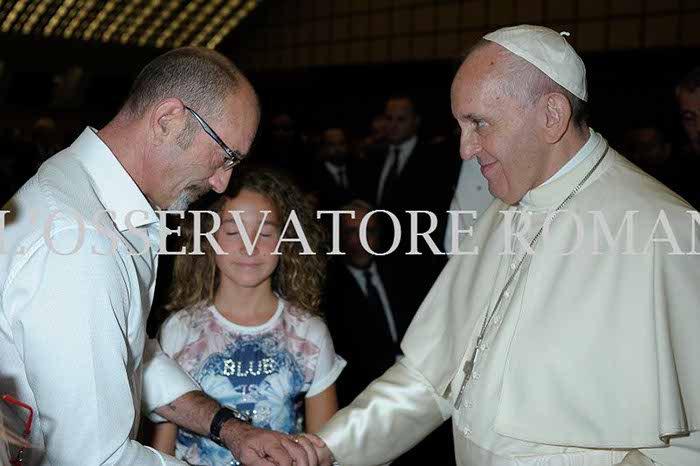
222;422;334;466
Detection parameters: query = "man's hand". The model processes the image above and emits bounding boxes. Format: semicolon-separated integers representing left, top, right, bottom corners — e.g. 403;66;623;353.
301;434;335;466
221;421;318;466
153;391;318;465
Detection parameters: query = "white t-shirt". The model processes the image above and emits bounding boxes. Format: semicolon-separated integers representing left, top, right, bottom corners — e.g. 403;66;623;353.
159;298;346;466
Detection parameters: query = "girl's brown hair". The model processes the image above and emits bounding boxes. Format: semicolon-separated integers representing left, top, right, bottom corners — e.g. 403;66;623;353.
165;167;327;316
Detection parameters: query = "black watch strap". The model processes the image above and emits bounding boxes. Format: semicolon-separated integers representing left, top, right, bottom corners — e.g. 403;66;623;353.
209;406;252;447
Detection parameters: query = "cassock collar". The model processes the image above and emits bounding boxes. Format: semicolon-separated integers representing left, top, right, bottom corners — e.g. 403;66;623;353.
70;127;160;231
519;128;609;210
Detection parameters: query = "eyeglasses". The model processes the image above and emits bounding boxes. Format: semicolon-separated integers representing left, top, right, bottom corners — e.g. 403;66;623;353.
184;106;244;171
1;394;33;465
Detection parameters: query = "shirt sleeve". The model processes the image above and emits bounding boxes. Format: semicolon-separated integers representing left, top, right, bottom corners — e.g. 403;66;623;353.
144;312;200;422
306;317;346;398
142;338;200;422
4;229;188;466
157;311;190;358
317;358;447;466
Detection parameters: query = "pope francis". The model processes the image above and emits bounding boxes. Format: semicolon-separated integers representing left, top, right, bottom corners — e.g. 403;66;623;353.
308;25;700;466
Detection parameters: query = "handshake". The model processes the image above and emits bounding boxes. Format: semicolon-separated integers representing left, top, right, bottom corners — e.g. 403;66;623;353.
221;421;336;466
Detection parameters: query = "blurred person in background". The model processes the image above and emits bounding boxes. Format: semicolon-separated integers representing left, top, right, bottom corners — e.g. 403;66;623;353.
673;66;700;208
365;94;460;317
256;112;312;187
620;126;681;194
323;200;404;407
677;66;700;158
309;127;361;210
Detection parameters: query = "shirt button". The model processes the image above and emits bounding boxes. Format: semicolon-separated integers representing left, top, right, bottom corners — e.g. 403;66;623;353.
504;290;511;298
492;315;500;324
466;401;474;408
472;371;480;380
510;262;517;270
463;425;472;437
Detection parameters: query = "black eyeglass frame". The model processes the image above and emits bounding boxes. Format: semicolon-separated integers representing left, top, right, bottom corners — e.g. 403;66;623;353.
184;106;244;171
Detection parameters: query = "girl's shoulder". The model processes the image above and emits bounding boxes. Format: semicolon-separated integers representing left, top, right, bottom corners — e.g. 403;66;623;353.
159;301;215;357
280;301;329;341
161;301;213;334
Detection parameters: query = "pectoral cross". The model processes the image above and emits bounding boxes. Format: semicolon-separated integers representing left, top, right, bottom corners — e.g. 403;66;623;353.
454;336;483;409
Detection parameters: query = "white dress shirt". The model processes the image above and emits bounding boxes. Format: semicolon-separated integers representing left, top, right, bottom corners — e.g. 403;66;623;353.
0;128;197;465
377;135;417;203
345;262;398;344
324;161;349;189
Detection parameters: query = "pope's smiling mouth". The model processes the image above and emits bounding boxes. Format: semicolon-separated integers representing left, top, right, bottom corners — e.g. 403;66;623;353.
479;160;498;178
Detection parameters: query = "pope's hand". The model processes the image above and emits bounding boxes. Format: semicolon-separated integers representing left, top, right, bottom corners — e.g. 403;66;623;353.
221;421;318;466
301;433;335;466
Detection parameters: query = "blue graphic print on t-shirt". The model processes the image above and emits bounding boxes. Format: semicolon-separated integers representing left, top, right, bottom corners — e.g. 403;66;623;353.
176;334;305;466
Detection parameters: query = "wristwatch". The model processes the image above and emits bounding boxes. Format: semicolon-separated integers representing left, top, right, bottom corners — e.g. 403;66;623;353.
209;406;252;447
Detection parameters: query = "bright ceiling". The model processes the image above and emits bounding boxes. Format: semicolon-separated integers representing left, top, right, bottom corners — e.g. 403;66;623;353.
0;0;261;49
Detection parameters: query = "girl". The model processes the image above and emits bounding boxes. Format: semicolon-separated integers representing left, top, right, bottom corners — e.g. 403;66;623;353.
152;168;344;465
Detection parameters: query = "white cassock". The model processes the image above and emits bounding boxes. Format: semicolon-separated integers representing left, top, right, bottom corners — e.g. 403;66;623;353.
319;130;700;466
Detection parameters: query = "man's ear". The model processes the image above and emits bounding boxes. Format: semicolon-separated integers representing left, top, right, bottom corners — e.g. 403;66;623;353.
150;98;187;146
540;92;572;144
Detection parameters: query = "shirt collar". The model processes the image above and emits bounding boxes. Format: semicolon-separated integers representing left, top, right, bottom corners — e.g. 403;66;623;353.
324;161;346;175
541;128;599;187
71;127;159;231
389;135;418;170
391;135;418;154
345;261;378;285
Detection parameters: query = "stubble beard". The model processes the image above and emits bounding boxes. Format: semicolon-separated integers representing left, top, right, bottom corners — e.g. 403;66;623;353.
167;183;209;210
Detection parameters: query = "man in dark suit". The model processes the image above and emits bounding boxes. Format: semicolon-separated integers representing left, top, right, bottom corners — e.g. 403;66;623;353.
309;127;359;210
324;199;455;466
366;95;461;314
324;199;405;407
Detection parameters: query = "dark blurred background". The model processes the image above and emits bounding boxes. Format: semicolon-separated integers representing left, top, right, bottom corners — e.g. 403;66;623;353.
0;0;697;192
